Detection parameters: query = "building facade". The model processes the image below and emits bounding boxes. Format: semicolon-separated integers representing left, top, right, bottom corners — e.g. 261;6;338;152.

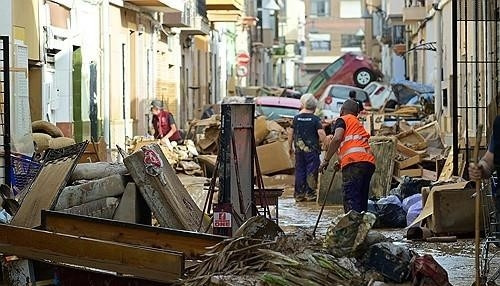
1;0;246;155
303;0;367;80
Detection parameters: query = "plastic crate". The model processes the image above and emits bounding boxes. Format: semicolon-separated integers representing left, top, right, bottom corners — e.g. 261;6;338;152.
10;153;41;195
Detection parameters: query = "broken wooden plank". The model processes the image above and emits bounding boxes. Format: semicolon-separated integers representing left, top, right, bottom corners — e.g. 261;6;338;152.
394;166;422;177
124;144;207;231
113;183;139;223
0;224;184;282
41;210;225;258
396;129;427;150
396;154;422;170
70;162;128;182
422;168;438;181
396;142;420;158
369;136;397;198
55;174;126;210
53;265;170;286
62;197;120;219
318;154;343;205
12;142;88;228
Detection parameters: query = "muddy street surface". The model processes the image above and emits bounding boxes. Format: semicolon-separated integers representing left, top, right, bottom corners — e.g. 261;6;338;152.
278;192;494;286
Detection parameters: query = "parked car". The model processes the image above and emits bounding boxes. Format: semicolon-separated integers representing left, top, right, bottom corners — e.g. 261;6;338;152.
306;52;383;98
391;79;435;114
316;84;370;119
364;82;397;109
254;96;301;120
391;79;434;105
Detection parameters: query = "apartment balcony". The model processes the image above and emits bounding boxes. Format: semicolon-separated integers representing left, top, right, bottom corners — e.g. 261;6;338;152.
207;10;242;22
181;15;211;35
124;0;183;12
403;6;427;23
163;2;190;27
206;0;243;11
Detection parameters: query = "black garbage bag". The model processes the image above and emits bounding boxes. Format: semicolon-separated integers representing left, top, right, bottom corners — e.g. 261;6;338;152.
367;199;378;216
395;176;432;199
362;242;414;283
376;203;407;228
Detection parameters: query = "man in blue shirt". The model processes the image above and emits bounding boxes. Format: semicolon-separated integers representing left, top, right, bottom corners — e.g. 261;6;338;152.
288;94;326;202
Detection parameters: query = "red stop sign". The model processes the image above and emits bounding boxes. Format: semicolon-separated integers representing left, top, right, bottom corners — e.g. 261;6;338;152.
237;52;250;65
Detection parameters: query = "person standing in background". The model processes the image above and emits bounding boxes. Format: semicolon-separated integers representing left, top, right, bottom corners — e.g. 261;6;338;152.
288;94;326;202
150;100;183;144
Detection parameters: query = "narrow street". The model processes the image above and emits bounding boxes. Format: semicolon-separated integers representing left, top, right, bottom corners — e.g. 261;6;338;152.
0;0;499;285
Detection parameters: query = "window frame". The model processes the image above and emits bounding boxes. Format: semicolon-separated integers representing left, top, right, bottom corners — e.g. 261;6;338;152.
310;0;331;18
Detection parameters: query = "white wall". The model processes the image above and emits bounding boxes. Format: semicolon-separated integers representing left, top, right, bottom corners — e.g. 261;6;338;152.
423;18;436;86
54;45;72;122
0;0;12;37
386;0;403;16
73;1;101;123
391;53;405;81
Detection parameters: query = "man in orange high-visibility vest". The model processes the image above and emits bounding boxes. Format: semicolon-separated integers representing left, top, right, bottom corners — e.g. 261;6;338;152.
320;99;376;213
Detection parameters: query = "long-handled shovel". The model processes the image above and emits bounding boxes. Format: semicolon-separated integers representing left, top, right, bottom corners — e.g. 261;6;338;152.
474;124;483;286
313;167;338;237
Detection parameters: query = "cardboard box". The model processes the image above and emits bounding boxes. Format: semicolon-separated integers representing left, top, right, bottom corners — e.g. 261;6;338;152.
420;182;484;235
257;141;294;175
394;166;422;177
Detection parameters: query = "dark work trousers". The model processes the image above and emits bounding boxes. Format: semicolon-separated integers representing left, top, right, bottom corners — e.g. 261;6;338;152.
341;161;376;213
294;150;320;198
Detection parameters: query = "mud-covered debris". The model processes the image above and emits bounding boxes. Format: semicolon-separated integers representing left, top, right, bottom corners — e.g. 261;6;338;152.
234;216;284;240
324;210;376;257
362;242;414;283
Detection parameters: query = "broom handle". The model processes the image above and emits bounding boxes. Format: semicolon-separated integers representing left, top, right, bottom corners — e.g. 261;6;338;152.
474;124;483;286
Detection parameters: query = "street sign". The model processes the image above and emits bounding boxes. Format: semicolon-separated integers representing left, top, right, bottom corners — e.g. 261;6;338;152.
214;212;232;228
236;52;250;65
236;64;248;77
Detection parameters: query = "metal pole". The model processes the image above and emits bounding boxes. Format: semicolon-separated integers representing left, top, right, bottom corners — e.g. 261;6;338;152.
434;2;443;121
473;124;483;286
1;36;11;186
452;0;459;175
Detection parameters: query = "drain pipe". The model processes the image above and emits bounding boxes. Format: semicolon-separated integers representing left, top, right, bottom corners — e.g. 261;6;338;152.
434;0;443;121
100;0;111;151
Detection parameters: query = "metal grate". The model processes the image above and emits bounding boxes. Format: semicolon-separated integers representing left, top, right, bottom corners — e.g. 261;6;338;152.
452;0;499;174
0;36;11;185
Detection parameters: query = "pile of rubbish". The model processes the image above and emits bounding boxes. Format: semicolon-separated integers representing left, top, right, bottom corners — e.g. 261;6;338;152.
127;136;203;175
191;115;295;184
183;211;452;286
368;177;430;228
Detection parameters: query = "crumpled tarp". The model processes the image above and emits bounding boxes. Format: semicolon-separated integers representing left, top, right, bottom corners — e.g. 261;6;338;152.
390;79;434;94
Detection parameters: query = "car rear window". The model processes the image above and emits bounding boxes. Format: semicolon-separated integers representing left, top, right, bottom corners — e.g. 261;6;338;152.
329;86;368;102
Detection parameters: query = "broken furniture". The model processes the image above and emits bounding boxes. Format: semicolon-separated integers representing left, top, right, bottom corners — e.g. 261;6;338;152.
410;182;484;235
124;143;207;231
254;188;284;224
11;142;88;228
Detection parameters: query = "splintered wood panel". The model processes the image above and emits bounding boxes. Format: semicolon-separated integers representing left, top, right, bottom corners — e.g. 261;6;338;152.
0;224;183;282
318;153;343;205
369;136;397;198
41;210;224;258
124;144;207;231
11;143;87;228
